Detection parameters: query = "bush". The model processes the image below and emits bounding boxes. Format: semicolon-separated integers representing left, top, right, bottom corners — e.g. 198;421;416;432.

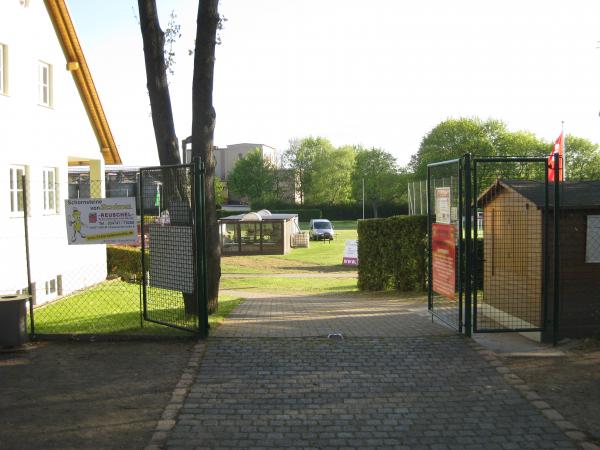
107;246;143;281
357;215;427;292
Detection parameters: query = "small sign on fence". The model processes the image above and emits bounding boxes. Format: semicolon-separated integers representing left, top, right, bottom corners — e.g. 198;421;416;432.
342;240;358;266
586;215;600;263
431;223;456;300
65;198;137;245
435;187;451;224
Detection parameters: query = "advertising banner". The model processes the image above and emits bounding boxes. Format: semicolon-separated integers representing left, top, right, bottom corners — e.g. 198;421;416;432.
65;198;137;245
431;223;456;300
342;240;358;266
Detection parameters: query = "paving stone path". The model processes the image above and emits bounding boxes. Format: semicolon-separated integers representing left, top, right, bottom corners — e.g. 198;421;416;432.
158;295;577;449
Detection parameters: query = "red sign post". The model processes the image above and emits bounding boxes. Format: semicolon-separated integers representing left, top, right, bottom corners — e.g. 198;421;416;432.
432;223;456;300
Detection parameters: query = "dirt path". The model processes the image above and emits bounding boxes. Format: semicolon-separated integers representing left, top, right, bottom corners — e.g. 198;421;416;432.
0;339;194;450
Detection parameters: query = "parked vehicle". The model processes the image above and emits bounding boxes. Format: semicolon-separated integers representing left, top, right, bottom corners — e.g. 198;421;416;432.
308;219;335;241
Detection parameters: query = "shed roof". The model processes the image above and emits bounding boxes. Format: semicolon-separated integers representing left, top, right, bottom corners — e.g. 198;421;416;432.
219;213;298;221
478;180;600;210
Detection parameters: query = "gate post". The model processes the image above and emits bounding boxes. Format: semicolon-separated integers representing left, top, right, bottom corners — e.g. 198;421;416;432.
552;152;560;345
194;157;209;338
463;154;472;337
426;166;433;312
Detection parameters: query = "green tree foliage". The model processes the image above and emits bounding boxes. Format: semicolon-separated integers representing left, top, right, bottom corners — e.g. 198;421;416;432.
352;147;401;217
227;149;276;203
564;135;600;180
284;136;335;204
214;176;227;206
409;117;509;179
309;145;356;205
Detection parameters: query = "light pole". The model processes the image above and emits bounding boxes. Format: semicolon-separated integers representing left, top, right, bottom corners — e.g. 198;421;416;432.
362;177;365;220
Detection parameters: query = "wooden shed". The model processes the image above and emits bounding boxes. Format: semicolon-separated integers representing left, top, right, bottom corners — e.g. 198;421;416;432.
477;180;600;340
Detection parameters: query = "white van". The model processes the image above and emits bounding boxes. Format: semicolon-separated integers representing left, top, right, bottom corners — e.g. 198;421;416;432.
308;219;335;241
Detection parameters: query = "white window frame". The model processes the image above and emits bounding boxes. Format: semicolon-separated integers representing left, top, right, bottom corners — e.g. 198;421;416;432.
42;167;58;213
0;43;6;95
9;165;26;215
38;61;52;107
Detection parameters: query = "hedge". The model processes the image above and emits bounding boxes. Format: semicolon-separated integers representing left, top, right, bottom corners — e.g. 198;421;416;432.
107;246;143;281
357;215;427;292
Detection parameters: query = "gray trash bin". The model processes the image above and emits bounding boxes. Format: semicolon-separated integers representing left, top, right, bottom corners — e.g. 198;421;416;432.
0;294;29;347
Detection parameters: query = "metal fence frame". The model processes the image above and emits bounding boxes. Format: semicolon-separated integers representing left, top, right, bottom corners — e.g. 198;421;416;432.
427;153;560;340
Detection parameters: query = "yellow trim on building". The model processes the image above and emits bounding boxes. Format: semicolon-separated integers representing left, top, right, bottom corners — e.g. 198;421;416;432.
44;0;122;165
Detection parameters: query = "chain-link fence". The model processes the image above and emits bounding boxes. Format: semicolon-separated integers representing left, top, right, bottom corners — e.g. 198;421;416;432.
2;165;204;338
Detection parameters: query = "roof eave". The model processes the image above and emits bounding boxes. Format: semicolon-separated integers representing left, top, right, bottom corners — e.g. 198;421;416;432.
44;0;122;165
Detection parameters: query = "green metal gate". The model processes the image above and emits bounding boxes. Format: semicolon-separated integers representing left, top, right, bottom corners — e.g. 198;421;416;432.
139;160;208;336
428;154;560;339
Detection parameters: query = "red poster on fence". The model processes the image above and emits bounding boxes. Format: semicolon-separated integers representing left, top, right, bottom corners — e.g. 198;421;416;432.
432;223;456;300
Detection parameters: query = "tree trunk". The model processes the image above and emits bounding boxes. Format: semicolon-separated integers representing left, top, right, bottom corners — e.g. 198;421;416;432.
138;0;198;315
192;0;220;314
137;0;180;166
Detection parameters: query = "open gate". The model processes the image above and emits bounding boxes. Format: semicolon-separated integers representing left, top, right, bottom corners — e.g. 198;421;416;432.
139;160;208;336
428;154;560;338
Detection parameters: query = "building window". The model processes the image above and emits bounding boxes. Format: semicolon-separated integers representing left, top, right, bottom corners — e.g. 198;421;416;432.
9;166;26;214
0;43;7;95
38;61;52;107
43;167;58;213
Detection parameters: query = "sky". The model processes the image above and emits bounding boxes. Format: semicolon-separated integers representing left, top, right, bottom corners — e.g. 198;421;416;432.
67;0;600;167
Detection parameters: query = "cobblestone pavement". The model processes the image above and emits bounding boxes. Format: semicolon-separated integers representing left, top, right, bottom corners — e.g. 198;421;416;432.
213;294;452;338
159;295;577;449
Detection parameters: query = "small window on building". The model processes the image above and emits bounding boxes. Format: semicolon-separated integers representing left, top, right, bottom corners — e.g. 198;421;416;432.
43;167;58;213
38;61;52;107
0;43;7;95
238;153;243;160
9;165;26;214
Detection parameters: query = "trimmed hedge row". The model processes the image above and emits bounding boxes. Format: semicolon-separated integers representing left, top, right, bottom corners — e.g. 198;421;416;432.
357;215;427;292
107;246;143;281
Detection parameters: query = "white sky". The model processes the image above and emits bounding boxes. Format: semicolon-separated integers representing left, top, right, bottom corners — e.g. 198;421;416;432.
68;0;600;167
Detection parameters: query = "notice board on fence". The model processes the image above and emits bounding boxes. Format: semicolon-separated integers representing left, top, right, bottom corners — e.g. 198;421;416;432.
432;223;456;300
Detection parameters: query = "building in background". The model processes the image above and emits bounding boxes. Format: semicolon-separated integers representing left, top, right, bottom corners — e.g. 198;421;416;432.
0;0;121;305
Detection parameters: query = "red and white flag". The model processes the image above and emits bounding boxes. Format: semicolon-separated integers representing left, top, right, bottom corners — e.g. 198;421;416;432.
548;132;564;182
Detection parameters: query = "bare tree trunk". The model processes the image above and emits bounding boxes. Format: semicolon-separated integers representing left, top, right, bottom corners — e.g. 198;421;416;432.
192;0;220;314
138;0;198;315
137;0;180;166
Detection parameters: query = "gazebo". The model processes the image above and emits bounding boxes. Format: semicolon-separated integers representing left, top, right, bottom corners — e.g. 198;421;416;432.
218;210;301;255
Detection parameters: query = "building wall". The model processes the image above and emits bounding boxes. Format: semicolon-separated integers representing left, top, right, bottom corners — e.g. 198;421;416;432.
545;209;600;339
0;0;107;305
482;191;543;328
215;143;278;181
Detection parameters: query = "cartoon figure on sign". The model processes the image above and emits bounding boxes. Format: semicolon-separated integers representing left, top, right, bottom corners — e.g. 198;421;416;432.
69;209;86;242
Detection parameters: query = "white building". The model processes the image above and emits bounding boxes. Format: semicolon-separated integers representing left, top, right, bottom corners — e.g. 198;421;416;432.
183;141;279;180
0;0;122;305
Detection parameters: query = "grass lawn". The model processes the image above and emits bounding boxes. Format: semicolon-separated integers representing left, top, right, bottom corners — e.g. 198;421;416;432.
220;276;359;295
34;279;242;335
221;221;358;274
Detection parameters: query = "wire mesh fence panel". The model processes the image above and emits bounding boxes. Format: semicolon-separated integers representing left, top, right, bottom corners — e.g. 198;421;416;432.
427;160;464;331
19;179;153;336
140;165;201;333
473;158;549;333
2;166;196;337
